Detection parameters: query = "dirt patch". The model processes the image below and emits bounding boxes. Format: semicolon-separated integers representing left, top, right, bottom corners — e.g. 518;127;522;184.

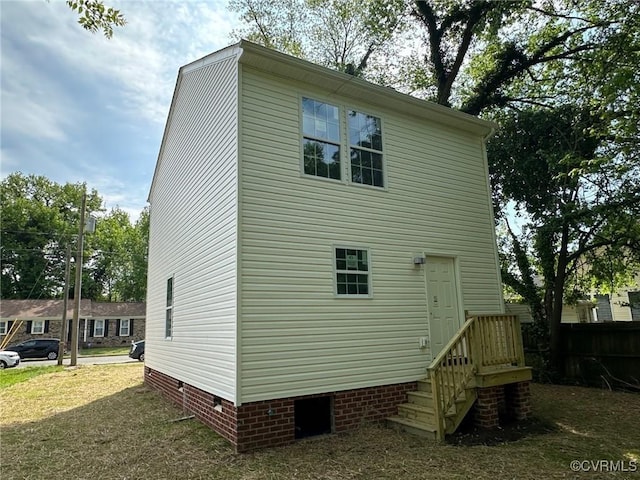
447;416;557;446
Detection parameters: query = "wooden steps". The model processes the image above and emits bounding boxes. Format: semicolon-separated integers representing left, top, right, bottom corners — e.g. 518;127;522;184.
387;376;477;440
389;314;529;440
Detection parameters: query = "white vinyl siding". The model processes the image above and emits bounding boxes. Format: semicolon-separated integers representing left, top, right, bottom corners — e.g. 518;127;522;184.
146;51;239;402
238;67;503;402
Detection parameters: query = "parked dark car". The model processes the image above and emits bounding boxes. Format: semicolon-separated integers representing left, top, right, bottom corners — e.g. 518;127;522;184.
7;338;60;360
129;340;145;361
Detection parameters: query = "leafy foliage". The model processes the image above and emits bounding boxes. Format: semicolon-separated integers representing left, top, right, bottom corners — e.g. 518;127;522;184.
229;0;407;76
65;0;126;38
1;173;147;302
488;107;640;368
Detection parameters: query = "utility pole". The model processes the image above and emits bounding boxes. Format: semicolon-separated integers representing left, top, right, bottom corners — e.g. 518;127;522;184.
70;191;87;366
57;244;72;366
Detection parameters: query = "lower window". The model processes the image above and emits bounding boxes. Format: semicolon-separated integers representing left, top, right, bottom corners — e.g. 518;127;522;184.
94;319;105;337
335;248;370;296
31;320;45;335
119;319;130;336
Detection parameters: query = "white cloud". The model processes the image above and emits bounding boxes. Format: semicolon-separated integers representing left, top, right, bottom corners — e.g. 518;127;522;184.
1;0;240;219
16;0;238;126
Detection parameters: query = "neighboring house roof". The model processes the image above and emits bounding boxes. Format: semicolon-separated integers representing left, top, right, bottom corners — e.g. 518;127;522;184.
91;302;146;317
0;299;146;320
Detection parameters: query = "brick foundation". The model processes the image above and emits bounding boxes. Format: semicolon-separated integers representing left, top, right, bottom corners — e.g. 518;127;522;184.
474;381;531;428
145;366;416;452
505;381;531;420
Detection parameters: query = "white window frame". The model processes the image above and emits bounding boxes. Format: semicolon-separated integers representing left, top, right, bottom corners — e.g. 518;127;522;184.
300;96;343;182
300;96;387;190
347;109;386;189
31;320;45;335
119;318;130;336
0;320;7;336
333;246;373;298
166;277;173;339
94;319;105;337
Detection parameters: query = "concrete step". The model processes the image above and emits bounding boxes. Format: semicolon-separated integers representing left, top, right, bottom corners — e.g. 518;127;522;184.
387;416;438;440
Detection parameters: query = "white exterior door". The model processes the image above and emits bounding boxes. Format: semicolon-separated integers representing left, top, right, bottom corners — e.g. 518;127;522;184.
426;256;462;356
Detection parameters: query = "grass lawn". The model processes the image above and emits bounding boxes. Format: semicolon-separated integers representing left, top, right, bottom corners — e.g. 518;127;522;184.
1;364;638;480
77;345;131;356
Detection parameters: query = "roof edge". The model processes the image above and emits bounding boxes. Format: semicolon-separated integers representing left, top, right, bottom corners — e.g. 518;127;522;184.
236;40;496;137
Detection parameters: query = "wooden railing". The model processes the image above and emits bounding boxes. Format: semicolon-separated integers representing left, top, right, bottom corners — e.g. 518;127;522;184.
473;314;525;371
427;314;525;440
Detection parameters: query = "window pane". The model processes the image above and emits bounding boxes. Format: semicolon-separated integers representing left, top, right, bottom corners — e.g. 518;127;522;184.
361;150;372;168
358;252;368;270
350;149;384;187
167;277;173;307
350;148;360;166
348;110;383;188
372;152;383;170
302;98;340;143
120;319;130;336
372;133;383;151
335;248;370;296
351;166;362;184
165;309;172;338
362;168;372;185
373;170;384;187
317;159;329;177
303;139;340;180
348;111;382;150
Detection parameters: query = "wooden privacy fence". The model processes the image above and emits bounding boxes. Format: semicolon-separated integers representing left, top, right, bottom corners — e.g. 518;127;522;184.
428;314;526;439
559;322;640;388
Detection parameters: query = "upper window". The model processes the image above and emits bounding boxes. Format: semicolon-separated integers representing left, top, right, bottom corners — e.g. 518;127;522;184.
0;321;6;336
302;97;341;180
335;248;371;296
348;111;384;187
301;98;385;188
94;319;105;337
166;277;173;338
31;320;45;335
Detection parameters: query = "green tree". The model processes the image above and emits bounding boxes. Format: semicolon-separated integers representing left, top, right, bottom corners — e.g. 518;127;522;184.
1;173;148;302
90;207;149;302
64;0;126;38
488;107;640;371
1;173;102;299
229;0;406;76
231;1;638;112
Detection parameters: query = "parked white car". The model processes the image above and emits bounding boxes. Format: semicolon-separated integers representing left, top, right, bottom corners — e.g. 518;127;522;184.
0;350;21;369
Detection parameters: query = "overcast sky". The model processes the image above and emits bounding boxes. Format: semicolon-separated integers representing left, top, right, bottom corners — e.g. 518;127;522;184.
1;0;239;220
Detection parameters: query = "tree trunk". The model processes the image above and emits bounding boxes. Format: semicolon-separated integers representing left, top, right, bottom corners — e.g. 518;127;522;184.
549;225;570;374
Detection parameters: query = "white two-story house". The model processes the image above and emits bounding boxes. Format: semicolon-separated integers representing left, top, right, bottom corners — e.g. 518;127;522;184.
145;40;523;452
